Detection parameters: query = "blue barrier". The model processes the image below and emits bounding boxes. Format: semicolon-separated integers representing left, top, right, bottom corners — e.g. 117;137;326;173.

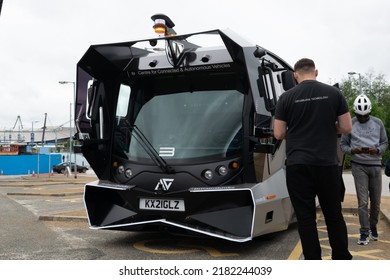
0;154;62;175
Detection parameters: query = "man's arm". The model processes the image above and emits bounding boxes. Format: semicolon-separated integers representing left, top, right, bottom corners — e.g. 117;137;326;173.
273;119;287;140
340;133;352;154
378;121;389;153
336;112;352;134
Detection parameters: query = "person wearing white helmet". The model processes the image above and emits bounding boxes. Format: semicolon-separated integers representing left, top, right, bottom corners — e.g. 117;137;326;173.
340;94;388;245
353;94;373;123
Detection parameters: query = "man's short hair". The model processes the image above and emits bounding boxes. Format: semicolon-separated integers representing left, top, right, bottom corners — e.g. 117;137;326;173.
294;58;315;73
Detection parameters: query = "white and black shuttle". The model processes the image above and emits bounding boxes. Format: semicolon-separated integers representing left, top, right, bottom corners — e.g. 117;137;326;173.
75;15;298;242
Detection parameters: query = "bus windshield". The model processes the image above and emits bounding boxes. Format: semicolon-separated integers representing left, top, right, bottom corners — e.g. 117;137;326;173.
115;88;244;163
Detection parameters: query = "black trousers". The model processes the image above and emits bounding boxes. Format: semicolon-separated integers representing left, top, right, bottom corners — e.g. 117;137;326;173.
286;164;352;260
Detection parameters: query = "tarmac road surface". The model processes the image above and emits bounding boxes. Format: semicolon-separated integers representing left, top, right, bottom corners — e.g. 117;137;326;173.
0;171;389;260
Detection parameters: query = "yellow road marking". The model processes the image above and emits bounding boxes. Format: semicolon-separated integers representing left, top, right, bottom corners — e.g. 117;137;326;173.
133;239;239;257
343;214;359;218
178;241;239;257
134;239;199;255
315;249;385;260
350;249;384;260
288;240;302;260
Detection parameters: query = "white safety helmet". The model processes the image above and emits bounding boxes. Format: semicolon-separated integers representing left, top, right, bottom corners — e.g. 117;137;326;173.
353;94;371;115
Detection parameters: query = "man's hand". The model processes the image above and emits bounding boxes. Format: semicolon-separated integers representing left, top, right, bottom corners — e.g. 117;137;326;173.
351;147;363;154
352;147;378;154
368;147;379;155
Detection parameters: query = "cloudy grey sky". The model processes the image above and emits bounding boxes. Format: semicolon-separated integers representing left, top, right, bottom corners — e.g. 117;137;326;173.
1;0;390;129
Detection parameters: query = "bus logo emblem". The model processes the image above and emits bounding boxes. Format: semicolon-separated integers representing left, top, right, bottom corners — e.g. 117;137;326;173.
159;147;175;157
155;178;174;191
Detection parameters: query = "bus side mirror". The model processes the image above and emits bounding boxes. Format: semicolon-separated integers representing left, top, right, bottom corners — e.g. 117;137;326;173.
281;70;296;90
86;80;98;120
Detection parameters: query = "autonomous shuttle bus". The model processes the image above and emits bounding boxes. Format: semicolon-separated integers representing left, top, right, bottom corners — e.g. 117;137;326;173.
76;15;298;242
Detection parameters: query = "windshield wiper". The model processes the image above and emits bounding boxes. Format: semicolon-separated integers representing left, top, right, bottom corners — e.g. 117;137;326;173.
131;125;175;174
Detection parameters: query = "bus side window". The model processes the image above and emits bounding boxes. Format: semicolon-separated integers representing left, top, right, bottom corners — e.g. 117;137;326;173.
116;84;131;118
86;80;97;120
114;84;132;157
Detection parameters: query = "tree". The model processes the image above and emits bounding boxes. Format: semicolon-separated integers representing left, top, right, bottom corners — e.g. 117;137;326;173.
340;71;390;168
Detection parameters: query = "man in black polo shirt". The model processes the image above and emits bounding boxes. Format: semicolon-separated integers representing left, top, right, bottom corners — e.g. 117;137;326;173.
273;58;353;260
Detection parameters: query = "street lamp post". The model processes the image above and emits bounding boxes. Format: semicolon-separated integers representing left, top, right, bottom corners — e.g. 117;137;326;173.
59;81;77;179
31;120;39;146
348;71;362;95
31;120;39;177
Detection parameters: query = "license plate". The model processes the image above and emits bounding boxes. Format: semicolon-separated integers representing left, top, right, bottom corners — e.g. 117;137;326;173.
139;198;185;212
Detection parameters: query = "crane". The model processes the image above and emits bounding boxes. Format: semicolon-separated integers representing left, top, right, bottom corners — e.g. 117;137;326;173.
13;115;24;142
13;115;23;130
41;113;47;146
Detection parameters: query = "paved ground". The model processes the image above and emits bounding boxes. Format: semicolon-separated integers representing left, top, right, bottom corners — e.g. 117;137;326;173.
0;170;389;260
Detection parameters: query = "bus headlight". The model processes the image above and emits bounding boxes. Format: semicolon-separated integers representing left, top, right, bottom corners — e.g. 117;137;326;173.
217;165;228;176
117;165;124;174
203;169;214;180
125;168;133;178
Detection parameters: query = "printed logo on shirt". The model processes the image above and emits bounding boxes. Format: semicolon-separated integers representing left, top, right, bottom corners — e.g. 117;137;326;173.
295;96;328;103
